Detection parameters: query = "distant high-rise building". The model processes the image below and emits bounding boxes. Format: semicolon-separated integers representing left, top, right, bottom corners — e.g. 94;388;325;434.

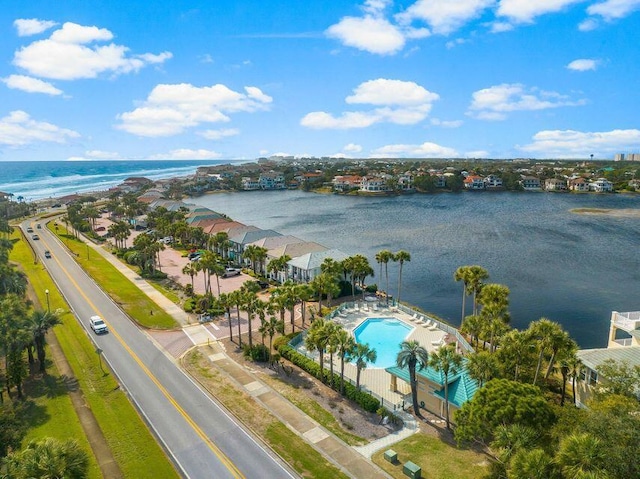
629;153;640;162
614;153;625;161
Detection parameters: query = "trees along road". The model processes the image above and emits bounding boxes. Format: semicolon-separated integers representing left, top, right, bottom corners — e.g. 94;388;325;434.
23;219;297;479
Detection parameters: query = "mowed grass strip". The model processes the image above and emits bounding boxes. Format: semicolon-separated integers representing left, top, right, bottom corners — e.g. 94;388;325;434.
11;230;180;479
371;433;489;479
261;374;367;446
183;348;350;479
49;224;177;329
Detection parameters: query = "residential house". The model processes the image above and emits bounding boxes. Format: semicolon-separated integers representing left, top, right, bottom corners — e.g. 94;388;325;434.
544;178;567;191
119;177;153;193
332;175;362;192
463;175;485;190
259;172;286;190
287;249;350;284
267;242;328;281
574;310;640;407
397;173;415;192
0;191;12;201
241;177;260;190
519;176;541;190
484;175;503;189
589;178;614;192
360;176;390;193
433;175;447;188
230;229;283;267
568;177;590;192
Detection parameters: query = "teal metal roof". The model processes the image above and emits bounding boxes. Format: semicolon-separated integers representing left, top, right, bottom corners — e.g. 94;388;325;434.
577;346;640;371
386;361;479;407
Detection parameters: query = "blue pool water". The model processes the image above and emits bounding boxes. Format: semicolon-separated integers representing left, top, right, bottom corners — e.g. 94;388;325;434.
353;318;414;369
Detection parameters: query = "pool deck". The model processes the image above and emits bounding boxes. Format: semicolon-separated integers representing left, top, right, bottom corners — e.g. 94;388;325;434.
296;303;451;409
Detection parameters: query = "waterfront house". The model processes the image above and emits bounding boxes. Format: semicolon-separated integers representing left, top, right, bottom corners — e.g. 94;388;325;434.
386;361;478;422
484;174;503;189
0;191;12;201
259;172;286;190
397;173;415;191
287;248;350;284
544;178;567;191
267;242;328;281
360;176;391;193
589;178;614;192
241;177;260;190
433;174;447;188
230;229;282;267
574;310;640;407
568;177;590;192
332;175;363;192
519;176;541;190
463;175;485;190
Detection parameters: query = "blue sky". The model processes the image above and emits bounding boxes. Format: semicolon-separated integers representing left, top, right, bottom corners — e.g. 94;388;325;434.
1;0;639;161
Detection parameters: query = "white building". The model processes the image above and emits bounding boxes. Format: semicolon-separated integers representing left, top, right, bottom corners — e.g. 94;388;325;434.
589;178;613;192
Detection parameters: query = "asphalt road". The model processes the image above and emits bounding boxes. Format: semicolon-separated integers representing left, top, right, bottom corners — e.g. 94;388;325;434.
23;220;298;479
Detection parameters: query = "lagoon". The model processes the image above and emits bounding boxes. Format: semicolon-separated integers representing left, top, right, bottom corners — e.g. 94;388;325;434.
188;190;640;348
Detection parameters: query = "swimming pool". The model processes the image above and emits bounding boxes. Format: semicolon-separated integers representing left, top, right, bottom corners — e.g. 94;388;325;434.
353;318;414;369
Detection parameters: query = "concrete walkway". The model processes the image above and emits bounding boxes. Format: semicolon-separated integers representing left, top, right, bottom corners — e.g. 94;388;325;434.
201;342;393;479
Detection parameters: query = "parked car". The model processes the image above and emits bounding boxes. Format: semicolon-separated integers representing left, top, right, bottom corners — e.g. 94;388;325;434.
32;234;39;240
44;250;51;258
89;315;108;334
254;279;269;289
222;267;241;278
95;226;106;231
188;251;202;260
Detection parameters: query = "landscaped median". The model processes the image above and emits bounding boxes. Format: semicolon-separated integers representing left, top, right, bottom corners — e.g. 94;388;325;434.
11;229;180;478
48;222;177;329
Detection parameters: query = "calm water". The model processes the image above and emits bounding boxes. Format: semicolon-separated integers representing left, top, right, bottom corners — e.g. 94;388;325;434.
354;318;414;368
190;190;640;348
0;160;237;201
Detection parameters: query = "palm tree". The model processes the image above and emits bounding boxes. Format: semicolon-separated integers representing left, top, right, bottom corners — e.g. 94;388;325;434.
325;322;341;389
454;266;472;323
182;262;198;292
29;309;61;373
466;350;499;387
467;265;489;315
567;356;583;406
394;250;411;305
335;328;356;394
461;314;483;349
396;340;429;418
230;290;244;347
496;329;535;381
350;342;377;389
556;433;608;479
529;318;564;385
218;292;233;342
305;318;332;383
295;283;314;328
429;344;463;429
259;311;284;361
3;437;89;479
376;250;393;305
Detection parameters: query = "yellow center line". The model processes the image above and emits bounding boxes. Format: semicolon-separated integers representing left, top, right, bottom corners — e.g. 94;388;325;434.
46;233;244;479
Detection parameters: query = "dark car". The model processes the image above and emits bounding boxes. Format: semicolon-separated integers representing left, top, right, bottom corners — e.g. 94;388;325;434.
32;234;39;240
44;250;51;258
254;280;269;289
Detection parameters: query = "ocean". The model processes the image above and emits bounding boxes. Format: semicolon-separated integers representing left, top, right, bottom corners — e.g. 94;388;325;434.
188;189;640;348
0;159;238;201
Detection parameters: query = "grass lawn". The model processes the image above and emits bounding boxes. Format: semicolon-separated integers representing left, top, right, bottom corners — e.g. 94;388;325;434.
183;348;350;479
372;433;489;479
49;223;177;329
10;229;180;479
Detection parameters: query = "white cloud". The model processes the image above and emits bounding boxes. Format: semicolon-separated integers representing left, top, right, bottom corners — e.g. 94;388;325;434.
199;128;240;140
13;22;172;80
587;0;640;20
371;141;458;158
567;59;598;71
397;0;494;35
326;16;406;55
302;78;439;129
467;83;586;120
343;143;363;153
116;83;272;137
519;128;640;157
84;150;120;159
301;111;380;129
431;118;464;128
445;38;467;49
490;21;515;32
497;0;584;23
2;74;63;95
578;18;600;30
150;149;222;160
14;19;58;36
0;110;80;146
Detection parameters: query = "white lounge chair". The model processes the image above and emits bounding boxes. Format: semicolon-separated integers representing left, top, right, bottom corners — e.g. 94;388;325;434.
373;304;379;311
428;324;439;331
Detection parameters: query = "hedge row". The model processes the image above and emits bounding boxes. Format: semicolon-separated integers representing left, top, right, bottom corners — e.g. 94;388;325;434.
277;344;380;413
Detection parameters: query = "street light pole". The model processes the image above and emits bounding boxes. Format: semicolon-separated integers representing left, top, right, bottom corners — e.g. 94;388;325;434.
45;289;50;313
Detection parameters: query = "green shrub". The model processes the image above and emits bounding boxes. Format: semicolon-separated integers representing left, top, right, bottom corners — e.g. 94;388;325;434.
243;343;270;362
277;344;380;413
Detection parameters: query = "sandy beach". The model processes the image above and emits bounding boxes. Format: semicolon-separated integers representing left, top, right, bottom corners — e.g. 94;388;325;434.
570;207;640;218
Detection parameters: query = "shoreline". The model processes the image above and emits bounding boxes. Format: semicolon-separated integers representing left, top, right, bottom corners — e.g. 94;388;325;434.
570;207;640;218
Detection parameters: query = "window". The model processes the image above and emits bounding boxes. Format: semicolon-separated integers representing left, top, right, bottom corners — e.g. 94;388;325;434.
589;370;598;385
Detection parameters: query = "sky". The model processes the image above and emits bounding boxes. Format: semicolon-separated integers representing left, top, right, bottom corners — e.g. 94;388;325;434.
1;0;639;162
